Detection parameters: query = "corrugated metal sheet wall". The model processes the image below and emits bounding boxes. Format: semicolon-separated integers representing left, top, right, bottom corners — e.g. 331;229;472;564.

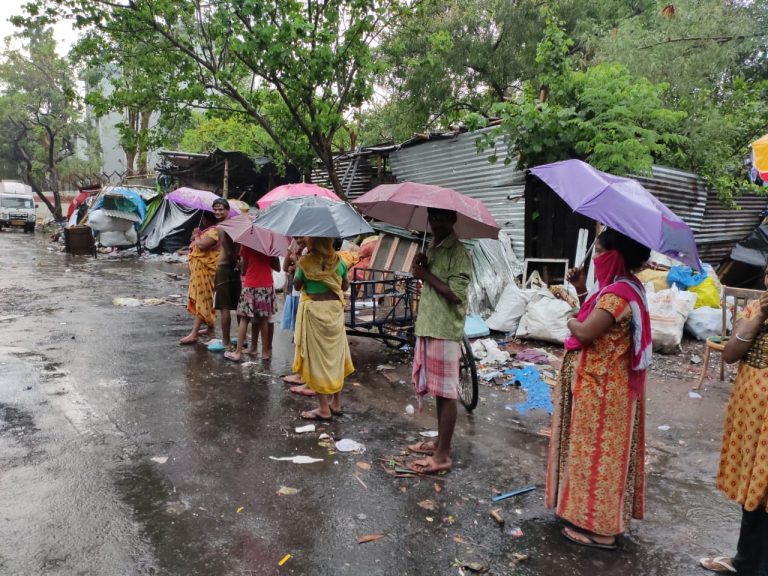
390;130;526;259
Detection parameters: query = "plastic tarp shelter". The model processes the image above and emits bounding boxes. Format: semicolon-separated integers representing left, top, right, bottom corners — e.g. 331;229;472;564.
140;197;203;254
730;221;768;268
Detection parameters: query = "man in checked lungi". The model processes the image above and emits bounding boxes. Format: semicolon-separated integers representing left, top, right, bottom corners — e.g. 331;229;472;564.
407;208;472;474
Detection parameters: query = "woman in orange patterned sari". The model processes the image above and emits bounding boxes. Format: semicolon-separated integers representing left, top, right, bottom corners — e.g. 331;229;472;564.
545;229;651;550
180;212;221;344
700;267;768;574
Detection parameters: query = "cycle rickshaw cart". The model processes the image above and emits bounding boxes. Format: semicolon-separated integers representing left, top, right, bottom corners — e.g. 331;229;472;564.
344;267;479;412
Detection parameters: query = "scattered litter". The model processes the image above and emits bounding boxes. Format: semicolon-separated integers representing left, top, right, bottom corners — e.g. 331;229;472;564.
352;473;368;490
165;501;188;515
481;370;503;382
418;499;437;512
278;554;292;566
405;404;415;415
657;425;671;431
458;561;489;573
690;354;702;364
236;506;244;513
419;430;439;438
270;455;323;464
688;391;702;399
492;485;536;502
505;366;553;415
425;517;434;523
356;513;367;520
150;456;168;464
335;439;365;453
505;525;524;538
358;533;385;544
471;339;510;365
490;508;505;525
376;364;396;371
356;462;371;470
295;424;316;434
277;486;299;496
112;297;142;307
318;433;332;440
512;553;529;562
516;348;550;364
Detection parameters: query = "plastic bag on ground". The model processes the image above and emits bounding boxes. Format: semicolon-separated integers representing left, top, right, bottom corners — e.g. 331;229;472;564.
667;266;707;290
515;289;572;344
685;307;730;341
647;284;698;353
471;339;510;364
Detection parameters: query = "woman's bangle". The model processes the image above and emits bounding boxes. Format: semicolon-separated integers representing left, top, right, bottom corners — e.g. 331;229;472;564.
577;292;587;297
735;334;754;343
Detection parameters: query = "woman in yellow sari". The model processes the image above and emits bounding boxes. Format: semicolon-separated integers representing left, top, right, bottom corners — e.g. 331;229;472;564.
180;212;221;344
292;237;354;420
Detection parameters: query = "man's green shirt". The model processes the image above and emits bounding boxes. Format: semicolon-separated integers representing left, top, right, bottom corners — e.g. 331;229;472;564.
414;233;472;342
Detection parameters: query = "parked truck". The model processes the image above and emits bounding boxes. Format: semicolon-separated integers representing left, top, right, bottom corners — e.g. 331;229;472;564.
0;181;36;233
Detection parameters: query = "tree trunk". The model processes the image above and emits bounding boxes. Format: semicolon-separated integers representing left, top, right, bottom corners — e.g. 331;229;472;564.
125;149;137;177
316;142;345;200
124;107;139;176
43;127;63;220
138;109;152;175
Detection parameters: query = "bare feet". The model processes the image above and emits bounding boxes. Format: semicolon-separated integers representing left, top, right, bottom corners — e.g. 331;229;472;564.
224;351;241;362
407;455;451;474
407;441;437;455
300;408;332;421
561;527;616;550
261;350;272;361
290;385;317;396
282;374;304;385
179;334;198;345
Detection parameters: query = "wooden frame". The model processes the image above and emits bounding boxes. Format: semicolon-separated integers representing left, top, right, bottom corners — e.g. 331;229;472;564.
522;258;569;287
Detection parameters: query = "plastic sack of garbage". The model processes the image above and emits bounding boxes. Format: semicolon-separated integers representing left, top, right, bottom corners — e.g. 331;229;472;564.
470;338;510;364
689;276;720;309
647;284;698;353
99;228;138;247
87;209;134;233
515;289;573;344
485;283;533;334
667;266;708;290
466;231;520;316
685;306;730;341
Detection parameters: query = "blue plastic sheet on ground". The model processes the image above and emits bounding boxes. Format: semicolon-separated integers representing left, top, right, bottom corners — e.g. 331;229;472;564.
503;365;553;415
667;266;707;290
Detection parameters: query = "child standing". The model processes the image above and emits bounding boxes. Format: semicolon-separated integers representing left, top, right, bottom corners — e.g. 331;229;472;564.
224;245;280;362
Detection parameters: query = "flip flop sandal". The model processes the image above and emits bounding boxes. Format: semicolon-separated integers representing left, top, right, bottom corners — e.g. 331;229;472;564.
300;411;332;421
561;527;617;551
407;441;436;455
699;557;737;573
223;352;241;363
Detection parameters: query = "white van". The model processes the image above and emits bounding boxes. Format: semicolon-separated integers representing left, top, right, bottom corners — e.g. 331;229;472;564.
0;181;37;233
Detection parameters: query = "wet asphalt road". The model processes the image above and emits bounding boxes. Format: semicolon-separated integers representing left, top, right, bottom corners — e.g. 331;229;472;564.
0;231;744;576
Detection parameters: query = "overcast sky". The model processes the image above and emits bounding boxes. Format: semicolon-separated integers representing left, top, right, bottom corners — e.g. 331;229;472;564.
1;0;77;54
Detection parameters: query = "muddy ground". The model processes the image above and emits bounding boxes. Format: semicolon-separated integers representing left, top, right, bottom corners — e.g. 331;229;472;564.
0;231;741;576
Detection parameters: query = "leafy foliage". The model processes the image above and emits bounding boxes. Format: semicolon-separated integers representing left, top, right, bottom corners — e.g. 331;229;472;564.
468;11;686;177
0;27;99;218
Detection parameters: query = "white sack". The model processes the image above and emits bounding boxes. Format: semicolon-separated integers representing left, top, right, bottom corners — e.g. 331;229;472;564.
515;289;572;344
485;284;533;333
685;307;730;341
99;228;137;247
647;284;697;353
87;209;134;232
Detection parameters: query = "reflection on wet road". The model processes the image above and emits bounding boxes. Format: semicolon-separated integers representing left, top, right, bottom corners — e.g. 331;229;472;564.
0;232;739;575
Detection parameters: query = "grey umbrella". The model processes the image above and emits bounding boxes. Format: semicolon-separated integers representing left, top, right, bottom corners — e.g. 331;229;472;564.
252;195;373;238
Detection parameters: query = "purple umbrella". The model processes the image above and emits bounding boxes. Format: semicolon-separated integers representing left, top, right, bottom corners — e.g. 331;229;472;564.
167;187;239;217
529;160;700;269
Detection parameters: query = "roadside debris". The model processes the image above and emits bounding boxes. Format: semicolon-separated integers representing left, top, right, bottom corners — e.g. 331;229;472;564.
277;486;300;496
357;533;385;544
295;424;316;434
335;439;365;453
269;455;323;464
278;554;292;566
150;456;168;464
492;485;536;503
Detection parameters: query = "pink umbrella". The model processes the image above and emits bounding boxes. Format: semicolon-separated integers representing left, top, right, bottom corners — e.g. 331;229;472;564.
257;183;340;210
353;182;500;239
167;187;239;217
217;214;290;257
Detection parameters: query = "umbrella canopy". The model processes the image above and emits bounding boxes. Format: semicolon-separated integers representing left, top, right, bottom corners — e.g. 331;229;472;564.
257;183;340;210
167;187;239;217
252;196;373;238
751;134;768;182
529;159;700;269
217;214;290;257
352;182;500;239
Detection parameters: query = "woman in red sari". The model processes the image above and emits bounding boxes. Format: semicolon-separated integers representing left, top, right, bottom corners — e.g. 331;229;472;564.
545;229;652;549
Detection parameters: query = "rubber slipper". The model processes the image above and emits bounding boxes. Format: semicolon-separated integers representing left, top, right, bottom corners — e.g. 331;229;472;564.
407;441;436;455
207;339;226;352
223;351;241;362
406;457;451;475
699;557;737;573
561;527;617;550
300;410;332;421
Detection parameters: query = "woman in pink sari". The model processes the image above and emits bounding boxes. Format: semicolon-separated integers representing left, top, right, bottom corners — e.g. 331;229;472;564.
545;228;651;549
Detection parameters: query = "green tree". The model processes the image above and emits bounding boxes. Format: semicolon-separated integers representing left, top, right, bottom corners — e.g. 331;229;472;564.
468;11;686;176
19;0;400;197
0;27;98;218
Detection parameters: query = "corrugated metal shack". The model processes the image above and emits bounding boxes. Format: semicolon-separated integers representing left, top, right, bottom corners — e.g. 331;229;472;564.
313;130;767;266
